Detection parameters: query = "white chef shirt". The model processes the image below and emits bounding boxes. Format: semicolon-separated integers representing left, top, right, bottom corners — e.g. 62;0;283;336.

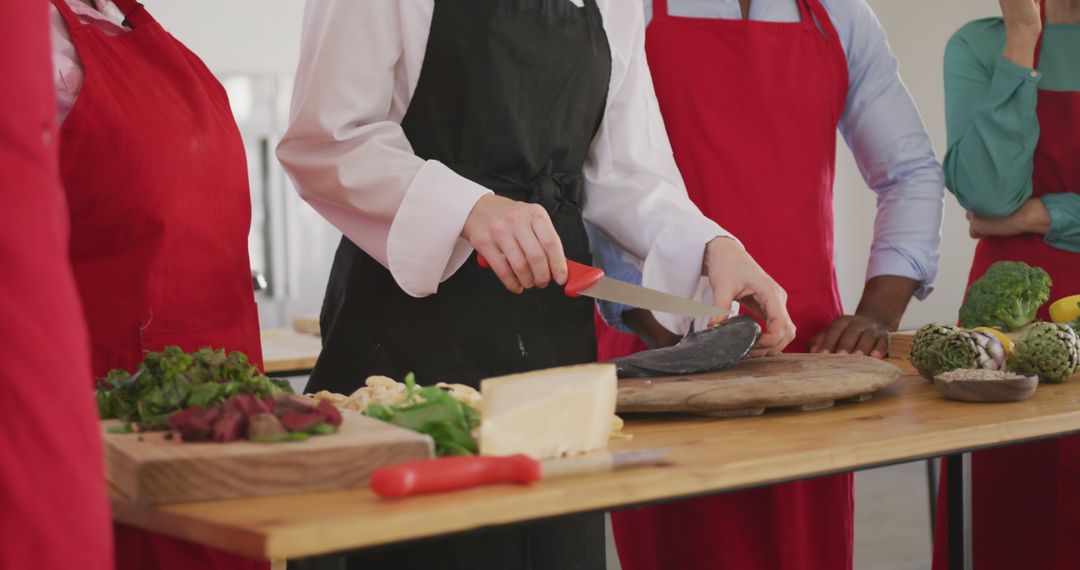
278;0;734;334
49;0;128;124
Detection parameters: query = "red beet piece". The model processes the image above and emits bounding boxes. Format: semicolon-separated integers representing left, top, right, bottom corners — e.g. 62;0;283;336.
168;407;204;431
316;399;342;427
189;406;221;432
226;393;270;417
279;411;324;433
213;410;246;443
171;406;221;442
273;393;318;415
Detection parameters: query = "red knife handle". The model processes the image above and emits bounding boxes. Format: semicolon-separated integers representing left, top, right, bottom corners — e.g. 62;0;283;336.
370;454;543;498
476;255;603;298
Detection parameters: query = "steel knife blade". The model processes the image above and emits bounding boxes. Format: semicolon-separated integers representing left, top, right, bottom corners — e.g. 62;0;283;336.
477;255;725;318
576;274;726;319
540;448;671;480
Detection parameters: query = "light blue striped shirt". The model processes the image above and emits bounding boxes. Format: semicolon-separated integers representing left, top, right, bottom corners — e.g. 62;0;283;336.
591;0;944;332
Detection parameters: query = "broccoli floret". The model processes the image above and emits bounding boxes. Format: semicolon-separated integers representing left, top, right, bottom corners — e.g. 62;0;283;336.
959;261;1052;331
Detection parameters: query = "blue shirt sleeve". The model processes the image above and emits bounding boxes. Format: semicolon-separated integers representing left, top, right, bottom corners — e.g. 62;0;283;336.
827;0;945;300
586;222;642;333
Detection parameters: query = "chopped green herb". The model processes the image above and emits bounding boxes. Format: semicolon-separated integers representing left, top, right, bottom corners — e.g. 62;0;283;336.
95;346;292;431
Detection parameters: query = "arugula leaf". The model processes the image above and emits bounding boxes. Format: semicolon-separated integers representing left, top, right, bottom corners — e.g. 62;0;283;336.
362;374;480;457
187;382;224;409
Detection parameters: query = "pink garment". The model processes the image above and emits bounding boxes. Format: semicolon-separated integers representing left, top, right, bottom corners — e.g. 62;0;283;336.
50;0;126;123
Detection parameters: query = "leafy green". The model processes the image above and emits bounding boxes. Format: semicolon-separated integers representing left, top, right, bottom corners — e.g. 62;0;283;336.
95;346;292;430
250;431;311;443
363;373;480;456
959;261;1052;331
311;423;337;436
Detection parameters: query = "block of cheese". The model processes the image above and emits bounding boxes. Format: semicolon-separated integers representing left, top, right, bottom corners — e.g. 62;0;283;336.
479;363;617;460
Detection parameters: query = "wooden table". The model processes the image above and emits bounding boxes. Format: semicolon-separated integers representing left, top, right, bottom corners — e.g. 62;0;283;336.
261;328;321;375
111;362;1080;569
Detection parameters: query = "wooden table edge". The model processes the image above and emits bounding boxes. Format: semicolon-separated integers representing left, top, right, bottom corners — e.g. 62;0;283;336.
110;409;1080;560
111;360;1080;561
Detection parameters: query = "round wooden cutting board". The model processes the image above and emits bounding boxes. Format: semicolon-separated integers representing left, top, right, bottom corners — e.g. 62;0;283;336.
617;354;903;417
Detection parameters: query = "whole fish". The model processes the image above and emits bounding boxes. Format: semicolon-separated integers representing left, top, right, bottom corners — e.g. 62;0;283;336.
609;315;761;378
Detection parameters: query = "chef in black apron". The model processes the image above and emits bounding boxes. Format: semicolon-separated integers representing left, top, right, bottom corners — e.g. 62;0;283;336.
279;1;795;568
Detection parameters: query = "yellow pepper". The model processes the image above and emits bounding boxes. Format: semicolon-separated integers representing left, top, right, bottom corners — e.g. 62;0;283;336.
1049;295;1080;324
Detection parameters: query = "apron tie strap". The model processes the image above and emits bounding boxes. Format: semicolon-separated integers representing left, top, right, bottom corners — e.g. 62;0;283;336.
449;163;584;212
527;173;583;212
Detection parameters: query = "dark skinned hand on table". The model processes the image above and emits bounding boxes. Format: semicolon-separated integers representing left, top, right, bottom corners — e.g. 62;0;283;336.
809;275;918;358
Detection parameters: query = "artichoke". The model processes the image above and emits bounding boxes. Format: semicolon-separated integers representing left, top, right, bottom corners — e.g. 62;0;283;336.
1013;322;1080;383
910;324;1006;381
910;323;960;380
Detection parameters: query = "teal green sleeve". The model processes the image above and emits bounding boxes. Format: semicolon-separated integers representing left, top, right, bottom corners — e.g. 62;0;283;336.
1042;194;1080;253
943;31;1041;218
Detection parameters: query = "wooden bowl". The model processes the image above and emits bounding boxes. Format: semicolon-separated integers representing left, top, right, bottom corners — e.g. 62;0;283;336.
934;375;1038;403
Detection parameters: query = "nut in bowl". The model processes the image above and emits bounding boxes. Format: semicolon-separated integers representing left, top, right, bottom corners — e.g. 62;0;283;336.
933;369;1038;403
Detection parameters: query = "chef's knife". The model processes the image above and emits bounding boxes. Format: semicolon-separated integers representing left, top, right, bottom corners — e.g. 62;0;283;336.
477;256;724;319
370;449;670;498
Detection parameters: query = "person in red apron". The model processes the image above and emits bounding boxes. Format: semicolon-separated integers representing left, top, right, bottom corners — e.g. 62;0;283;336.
1;2;112;568
50;0;265;568
598;0;946;568
933;1;1080;567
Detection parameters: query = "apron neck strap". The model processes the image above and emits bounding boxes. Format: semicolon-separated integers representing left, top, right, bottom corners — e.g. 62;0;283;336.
111;0;153;28
653;0;669;19
795;0;813;24
798;0;841;43
49;0;152;28
49;0;82;27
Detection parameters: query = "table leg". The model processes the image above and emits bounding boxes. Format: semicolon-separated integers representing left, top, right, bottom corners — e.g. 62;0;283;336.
947;454;965;570
926;458;937;536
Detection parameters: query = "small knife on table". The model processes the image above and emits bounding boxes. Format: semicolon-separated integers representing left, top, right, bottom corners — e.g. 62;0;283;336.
370;449;670;498
478;256;724;319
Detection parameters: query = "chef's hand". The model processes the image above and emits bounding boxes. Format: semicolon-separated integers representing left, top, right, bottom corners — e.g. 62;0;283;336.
1000;0;1041;67
809;275;918;358
967;198;1051;239
810;315;891;358
462;195;567;294
704;237;796;357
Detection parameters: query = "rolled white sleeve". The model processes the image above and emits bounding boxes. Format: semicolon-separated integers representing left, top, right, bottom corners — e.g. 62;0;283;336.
585;1;734;335
277;0;491;298
833;0;944;299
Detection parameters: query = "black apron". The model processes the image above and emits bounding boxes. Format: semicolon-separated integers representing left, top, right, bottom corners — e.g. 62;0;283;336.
307;0;611;568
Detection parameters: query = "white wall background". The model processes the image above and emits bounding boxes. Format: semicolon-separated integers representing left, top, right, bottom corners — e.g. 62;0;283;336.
145;0;1002;330
141;0;304;75
838;0;999;329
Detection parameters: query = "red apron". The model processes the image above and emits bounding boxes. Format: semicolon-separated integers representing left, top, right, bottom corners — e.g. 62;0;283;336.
0;2;112;568
606;0;853;568
932;22;1080;570
51;0;265;568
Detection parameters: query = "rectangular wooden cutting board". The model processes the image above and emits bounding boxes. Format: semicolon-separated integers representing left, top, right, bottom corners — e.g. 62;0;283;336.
617;354;903;417
104;411;433;505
